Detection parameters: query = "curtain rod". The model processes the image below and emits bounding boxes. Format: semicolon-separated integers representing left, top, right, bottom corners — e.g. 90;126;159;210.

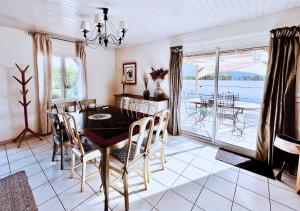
27;32;81;44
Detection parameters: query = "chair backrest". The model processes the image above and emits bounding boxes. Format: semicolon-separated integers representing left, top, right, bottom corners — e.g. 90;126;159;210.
78;99;96;111
124;116;154;167
54;101;77;113
61;112;85;156
152;109;170;145
120;97;136;118
135;101;151;118
47;110;62;137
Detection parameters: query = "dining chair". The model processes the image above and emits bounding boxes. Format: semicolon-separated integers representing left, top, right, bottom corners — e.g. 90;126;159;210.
146;109;170;182
135;100;151;119
62;112;101;192
78;99;97;111
54;101;77;113
47;110;71;170
109;116;154;210
120;97;135;118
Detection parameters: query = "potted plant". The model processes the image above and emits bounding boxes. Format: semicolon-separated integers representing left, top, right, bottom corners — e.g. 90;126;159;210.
150;67;168;100
142;72;150;99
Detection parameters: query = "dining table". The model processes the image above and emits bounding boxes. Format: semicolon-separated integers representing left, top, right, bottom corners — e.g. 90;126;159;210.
73;106;143;211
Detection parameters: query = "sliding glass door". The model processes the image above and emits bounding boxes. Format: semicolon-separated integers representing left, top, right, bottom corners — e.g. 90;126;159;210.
181;47;268;154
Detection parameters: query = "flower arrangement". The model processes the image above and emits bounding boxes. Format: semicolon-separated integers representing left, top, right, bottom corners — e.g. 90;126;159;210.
150;67;169;81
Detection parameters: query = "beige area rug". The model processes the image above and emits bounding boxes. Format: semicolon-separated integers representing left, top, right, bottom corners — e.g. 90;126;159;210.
0;171;37;211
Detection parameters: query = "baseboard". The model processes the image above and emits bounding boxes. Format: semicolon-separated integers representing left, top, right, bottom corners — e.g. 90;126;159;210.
0;133;48;146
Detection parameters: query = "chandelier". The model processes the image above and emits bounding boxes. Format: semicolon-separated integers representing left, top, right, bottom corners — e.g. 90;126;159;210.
80;8;128;48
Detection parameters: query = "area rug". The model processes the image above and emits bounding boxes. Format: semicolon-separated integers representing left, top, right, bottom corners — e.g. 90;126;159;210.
0;171;38;211
215;148;275;179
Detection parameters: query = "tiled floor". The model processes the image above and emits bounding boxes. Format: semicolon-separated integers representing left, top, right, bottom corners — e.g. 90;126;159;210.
0;135;300;211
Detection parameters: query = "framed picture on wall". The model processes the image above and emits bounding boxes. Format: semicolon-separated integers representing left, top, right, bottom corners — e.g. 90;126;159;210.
123;62;137;84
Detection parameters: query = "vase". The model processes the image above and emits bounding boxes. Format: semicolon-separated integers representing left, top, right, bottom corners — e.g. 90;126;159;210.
154;79;164;100
143;89;150;99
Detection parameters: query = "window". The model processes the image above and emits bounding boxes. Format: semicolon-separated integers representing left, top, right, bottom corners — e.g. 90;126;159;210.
52;56;81;100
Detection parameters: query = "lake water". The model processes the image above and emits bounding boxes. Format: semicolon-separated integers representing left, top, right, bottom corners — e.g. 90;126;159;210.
182;80;265;103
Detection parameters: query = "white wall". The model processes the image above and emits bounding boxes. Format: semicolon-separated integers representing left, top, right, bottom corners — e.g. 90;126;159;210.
115;39;170;98
0;26;115;143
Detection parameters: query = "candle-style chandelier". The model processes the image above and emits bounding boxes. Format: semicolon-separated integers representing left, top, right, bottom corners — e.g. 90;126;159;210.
80;8;128;48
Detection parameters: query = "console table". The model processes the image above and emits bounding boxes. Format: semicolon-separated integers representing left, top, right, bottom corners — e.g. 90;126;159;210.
114;94;168;114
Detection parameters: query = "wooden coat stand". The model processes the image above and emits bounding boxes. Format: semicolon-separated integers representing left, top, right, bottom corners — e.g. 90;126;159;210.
13;63;42;148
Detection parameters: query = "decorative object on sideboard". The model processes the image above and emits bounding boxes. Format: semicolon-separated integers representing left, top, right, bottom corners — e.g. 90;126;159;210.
121;75;126;95
150;67;169;100
123;62;137;84
142;71;150;99
12;64;42;148
80;7;128;48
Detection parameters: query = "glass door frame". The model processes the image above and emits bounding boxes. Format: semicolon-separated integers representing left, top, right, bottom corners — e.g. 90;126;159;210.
182;46;268;157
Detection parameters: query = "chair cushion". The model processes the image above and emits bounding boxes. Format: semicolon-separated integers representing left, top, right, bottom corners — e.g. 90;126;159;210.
111;144;139;163
80;136;99;153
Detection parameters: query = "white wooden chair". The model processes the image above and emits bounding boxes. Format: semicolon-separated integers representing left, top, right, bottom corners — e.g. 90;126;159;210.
62;112;101;192
109;116;154;210
146;109;170;182
120;97;136;118
135;100;151;119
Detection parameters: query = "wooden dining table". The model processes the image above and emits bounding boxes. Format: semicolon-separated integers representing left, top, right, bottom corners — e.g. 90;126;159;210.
73;106;141;211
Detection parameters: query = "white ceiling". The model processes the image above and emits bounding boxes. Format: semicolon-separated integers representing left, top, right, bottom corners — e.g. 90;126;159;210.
0;0;300;45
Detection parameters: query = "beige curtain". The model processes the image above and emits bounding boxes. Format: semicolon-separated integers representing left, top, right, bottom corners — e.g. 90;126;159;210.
168;46;183;135
76;41;88;100
32;33;52;134
256;26;300;166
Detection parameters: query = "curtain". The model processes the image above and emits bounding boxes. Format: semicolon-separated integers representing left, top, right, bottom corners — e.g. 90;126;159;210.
32;33;52;134
168;46;183;135
256;26;300;166
76;41;88;100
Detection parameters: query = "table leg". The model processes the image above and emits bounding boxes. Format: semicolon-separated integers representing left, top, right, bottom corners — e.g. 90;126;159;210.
100;147;110;211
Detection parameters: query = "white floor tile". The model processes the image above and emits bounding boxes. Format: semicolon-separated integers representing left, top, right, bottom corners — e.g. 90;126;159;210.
38;158;60;171
43;164;69;181
238;172;269;197
137;179;168;206
234;186;270;211
28;171;48;189
182;165;209;186
38;196;65;211
165;157;188;174
171;176;203;203
190;156;215;172
0;156;8;165
270;200;294;211
232;203;249;211
58;182;95;210
239;168;268;182
211;163;239;183
32;182;56;206
172;151;197;163
114;192;153;211
0;164;10;176
7;149;33;162
34;149;53;161
196;188;232;211
11;162;42;177
205;175;236;200
192;205;205;211
151;168;180;188
269;183;300;210
73;193;105;211
9;155;36;171
6;142;29;155
268;178;295;192
50;173;80;194
156;190;194;211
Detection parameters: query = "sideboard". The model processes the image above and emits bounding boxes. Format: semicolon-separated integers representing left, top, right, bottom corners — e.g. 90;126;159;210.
114;94;168;114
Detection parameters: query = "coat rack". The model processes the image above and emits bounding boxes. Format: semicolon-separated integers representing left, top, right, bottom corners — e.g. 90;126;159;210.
13;63;42;148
